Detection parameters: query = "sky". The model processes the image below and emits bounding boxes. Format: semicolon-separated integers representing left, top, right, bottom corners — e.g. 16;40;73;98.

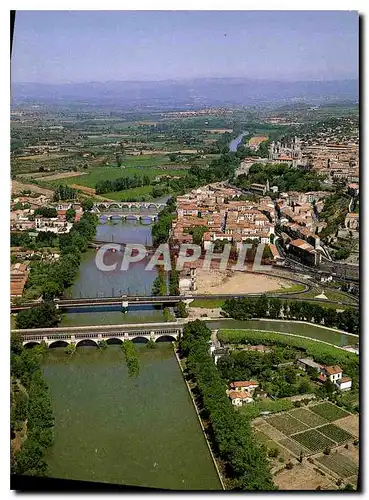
11;10;359;83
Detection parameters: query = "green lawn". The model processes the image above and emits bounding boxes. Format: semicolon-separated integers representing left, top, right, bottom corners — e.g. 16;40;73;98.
189;298;225;308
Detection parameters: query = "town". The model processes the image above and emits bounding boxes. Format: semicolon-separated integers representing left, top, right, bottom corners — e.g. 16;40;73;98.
10;9;359;494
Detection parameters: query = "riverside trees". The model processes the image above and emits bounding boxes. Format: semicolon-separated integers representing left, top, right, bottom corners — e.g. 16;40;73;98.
11;336;54;476
222;296;359;335
179;320;275;491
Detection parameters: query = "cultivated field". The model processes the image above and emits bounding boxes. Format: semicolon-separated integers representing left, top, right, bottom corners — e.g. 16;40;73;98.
310;402;351;421
252;402;359;488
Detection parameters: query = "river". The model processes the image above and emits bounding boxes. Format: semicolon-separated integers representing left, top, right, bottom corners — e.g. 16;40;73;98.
61;219;164;326
229;131;249;152
43;344;221;490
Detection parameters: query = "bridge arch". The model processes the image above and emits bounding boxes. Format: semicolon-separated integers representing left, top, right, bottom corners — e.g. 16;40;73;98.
97;203;107;211
108;203;121;210
49;340;69;348
147;203;157;210
106;337;123;345
131;336;149;343
76;339;98;348
24;341;40;348
155;335;176;343
130;204;140;211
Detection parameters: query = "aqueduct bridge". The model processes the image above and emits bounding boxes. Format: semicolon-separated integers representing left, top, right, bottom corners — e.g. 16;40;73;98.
12;322;184;348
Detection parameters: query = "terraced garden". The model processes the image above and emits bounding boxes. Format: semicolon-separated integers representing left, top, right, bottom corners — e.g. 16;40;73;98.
265;413;309;436
310;402;351;421
316;453;358;479
291;429;336;452
289;408;329;428
253;402;358;463
317;423;354;445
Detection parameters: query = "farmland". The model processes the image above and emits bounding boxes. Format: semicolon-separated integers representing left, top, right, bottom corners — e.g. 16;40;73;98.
316;453;358;479
251;402;359;489
289;408;329;428
317;424;354;444
291;429;336;452
266;413;309;436
310;402;351;421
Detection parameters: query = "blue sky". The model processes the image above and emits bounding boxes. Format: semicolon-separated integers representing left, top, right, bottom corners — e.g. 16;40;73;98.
11;10;359;83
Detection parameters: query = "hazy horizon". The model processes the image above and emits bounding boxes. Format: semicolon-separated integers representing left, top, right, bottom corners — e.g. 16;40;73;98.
12;11;358;84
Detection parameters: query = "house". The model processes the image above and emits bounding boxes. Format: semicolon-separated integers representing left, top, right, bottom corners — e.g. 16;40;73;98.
229;381;259;392
269;243;285;266
212;347;229;365
298;360;352;391
288;238;321;266
321;365;343;383
335;377;353;391
297;358;324;372
228;391;254;406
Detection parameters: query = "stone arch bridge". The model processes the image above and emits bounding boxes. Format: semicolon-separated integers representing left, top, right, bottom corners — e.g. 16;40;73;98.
93;202;166;212
13;324;183;348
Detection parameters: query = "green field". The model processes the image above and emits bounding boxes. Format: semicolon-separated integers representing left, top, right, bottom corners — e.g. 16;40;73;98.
50;164;187;189
266;414;309;436
317;424;354;445
291;429;336;452
290;408;329;428
310;402;350;422
316;453;358;479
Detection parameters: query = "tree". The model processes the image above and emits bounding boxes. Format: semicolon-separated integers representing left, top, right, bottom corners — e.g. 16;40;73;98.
15;302;60;329
176;301;188;318
81;199;94;212
66;208;76;223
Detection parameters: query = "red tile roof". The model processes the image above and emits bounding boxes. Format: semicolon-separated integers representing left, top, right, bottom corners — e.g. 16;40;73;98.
324;365;342;375
230;381;258;389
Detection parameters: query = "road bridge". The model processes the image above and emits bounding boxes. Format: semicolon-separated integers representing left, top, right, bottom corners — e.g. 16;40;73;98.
98;212;158;222
12;322;183;348
10;290;359;313
93;202;166;212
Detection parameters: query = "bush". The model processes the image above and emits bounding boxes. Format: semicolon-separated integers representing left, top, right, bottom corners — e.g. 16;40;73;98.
285;462;294;470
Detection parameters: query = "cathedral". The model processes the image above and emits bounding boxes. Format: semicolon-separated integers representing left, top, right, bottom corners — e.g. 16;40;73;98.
268;136;303;167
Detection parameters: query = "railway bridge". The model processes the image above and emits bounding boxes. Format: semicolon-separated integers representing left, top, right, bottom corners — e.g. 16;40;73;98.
12;323;183;348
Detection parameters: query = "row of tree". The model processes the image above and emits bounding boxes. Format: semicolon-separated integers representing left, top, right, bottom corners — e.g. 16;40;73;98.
11;336;54;476
179;320;275;491
222;296;359;335
121;340;140;378
95;173;151;194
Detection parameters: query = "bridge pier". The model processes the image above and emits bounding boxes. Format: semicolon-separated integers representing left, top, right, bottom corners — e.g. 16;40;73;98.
122;301;129;313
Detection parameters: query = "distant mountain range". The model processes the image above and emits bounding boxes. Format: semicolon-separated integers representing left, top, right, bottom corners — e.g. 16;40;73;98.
11;78;359;110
